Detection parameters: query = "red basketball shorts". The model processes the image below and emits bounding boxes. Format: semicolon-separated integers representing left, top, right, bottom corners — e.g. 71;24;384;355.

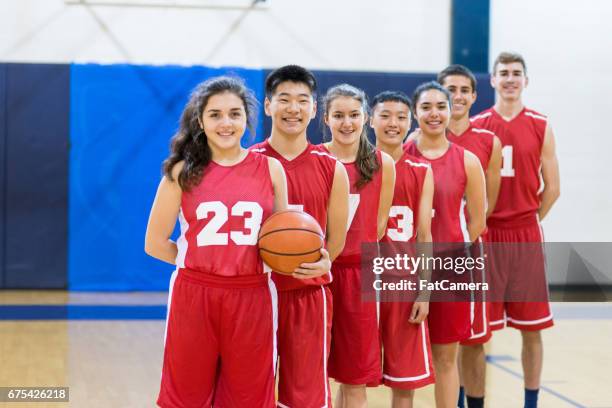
328;262;381;385
461;238;492;346
461;300;492;346
157;269;276;408
484;221;554;332
428;300;471;344
277;285;333;408
380;301;435;390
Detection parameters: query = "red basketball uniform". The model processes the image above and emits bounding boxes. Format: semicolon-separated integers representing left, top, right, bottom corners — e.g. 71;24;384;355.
379;151;436;390
471;107;553;331
320;147;383;385
158;152;277;408
251;140;336;408
405;141;472;344
461;236;490;345
447;125;496;345
447;125;494;171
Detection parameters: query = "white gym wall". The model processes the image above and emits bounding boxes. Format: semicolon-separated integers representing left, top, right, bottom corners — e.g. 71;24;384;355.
2;0;611;245
490;0;612;242
0;0;450;72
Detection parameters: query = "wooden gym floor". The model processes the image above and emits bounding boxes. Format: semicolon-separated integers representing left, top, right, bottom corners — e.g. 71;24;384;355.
0;291;610;408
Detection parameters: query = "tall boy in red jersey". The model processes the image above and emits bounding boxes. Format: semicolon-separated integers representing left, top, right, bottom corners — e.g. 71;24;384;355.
471;52;560;408
251;65;350;408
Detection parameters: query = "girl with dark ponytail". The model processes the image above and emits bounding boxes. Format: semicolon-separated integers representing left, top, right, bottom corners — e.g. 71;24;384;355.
146;76;288;408
320;83;396;407
405;81;486;408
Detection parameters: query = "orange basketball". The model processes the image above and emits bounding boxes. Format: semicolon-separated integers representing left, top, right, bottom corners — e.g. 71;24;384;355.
258;210;324;275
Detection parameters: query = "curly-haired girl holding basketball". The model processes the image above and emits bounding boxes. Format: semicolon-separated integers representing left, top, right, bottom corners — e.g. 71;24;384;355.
145;76;287;407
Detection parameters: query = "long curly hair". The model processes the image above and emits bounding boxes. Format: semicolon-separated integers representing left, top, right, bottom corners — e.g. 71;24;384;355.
163;76;258;191
322;84;379;189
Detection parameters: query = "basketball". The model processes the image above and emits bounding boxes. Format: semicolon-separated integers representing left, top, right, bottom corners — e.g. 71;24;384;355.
258;209;325;275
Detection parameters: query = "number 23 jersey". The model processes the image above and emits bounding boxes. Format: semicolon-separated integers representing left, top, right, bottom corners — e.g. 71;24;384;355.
175;151;275;277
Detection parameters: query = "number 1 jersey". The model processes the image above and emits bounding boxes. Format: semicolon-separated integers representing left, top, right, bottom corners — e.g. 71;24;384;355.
471;107;547;227
176;151;275;277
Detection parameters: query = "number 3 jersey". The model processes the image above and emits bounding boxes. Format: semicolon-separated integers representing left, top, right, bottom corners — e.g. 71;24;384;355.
471;107;547;228
382;151;429;246
175;151;275;277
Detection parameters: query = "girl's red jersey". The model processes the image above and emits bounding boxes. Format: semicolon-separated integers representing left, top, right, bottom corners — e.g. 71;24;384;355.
321;147;383;263
176;151;275;276
405;141;468;243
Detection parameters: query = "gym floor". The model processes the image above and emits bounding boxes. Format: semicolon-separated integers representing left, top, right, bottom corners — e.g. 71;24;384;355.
1;292;610;408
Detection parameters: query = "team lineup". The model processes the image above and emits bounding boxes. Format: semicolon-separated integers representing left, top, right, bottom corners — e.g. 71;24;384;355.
144;52;561;408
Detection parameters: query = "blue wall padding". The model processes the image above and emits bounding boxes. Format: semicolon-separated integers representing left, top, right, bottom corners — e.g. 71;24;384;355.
0;64;6;286
0;62;494;291
68;64;264;290
451;0;490;72
4;63;70;288
262;70;495;144
471;74;495;115
69;64;493;291
0;305;166;320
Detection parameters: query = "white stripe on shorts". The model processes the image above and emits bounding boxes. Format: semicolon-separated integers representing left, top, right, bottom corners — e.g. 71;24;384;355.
321;286;329;408
163;269;179;345
506;313;553;326
268;274;278;377
491;310;508;328
160;269;179;382
469;239;488;339
382;322;431;382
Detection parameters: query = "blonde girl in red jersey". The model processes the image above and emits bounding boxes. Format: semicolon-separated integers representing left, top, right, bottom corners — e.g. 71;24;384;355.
145;76;288;408
321;84;395;408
